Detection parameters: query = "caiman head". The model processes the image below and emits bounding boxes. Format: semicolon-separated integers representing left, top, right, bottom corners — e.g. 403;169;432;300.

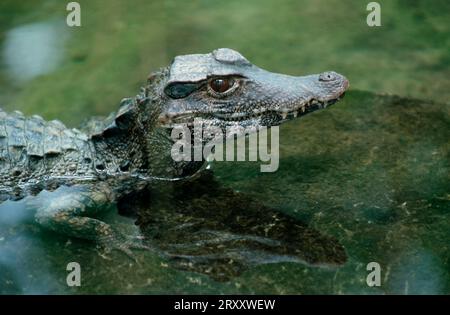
102;48;348;180
156;48;349;135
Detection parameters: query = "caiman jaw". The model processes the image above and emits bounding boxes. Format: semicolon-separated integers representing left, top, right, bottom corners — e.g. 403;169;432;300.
223;91;348;122
276;91;347;121
160;91;347;126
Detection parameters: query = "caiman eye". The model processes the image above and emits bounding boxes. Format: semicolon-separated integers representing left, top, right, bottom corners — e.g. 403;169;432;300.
209;78;234;93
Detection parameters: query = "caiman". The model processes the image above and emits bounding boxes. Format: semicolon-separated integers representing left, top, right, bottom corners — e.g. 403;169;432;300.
0;48;348;254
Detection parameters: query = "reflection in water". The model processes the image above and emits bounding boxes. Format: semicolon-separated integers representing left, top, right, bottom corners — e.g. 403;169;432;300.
2;20;68;84
120;170;347;281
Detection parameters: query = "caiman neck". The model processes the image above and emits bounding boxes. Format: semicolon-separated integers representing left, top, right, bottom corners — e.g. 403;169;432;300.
90;71;203;181
90;94;152;177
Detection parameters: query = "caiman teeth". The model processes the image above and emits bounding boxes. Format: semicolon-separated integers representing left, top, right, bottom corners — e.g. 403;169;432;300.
165;96;343;126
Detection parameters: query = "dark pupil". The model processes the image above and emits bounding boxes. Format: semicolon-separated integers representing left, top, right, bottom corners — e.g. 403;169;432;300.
211;79;230;93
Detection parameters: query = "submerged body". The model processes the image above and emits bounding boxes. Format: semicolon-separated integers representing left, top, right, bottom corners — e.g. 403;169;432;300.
0;48;348;252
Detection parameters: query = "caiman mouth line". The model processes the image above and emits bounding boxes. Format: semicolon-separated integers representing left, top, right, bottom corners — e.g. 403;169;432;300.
164;92;346;126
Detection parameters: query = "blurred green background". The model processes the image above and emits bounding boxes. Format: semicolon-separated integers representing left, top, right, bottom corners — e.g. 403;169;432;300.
0;0;449;126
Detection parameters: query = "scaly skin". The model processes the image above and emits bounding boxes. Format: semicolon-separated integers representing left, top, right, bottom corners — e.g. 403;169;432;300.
0;48;349;254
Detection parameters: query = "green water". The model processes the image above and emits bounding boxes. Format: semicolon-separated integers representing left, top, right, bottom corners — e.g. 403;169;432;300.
0;0;449;294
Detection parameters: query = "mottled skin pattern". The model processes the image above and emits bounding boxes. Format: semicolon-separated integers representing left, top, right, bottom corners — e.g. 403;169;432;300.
0;48;348;254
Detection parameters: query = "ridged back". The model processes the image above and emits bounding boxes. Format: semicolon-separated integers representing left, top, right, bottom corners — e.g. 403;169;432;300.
0;108;96;200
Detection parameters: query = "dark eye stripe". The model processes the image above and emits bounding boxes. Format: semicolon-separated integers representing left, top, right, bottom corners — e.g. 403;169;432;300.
164;82;200;99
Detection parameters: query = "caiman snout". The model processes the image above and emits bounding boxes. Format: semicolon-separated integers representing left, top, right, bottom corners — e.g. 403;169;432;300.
314;71;349;101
